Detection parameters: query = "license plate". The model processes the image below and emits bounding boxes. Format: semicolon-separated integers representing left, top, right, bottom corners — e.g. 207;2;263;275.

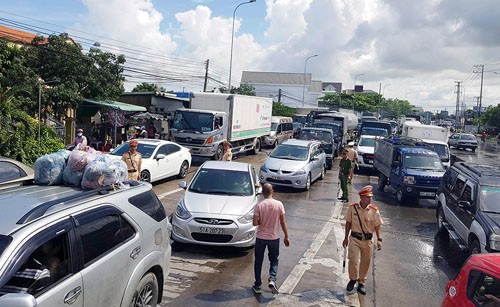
420;192;435;197
199;227;224;234
271;176;284;181
368;160;373;164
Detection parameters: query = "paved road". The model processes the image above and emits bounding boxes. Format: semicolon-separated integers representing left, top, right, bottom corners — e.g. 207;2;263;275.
148;143;496;307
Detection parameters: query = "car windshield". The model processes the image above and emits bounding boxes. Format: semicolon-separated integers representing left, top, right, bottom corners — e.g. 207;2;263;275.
110;143;157;159
461;134;476;140
358;137;375;147
480;186;500;213
172;111;215;132
403;154;444;170
312;123;340;133
0;235;12;258
297;130;332;143
270;144;309;161
362;128;387;136
189;169;253;196
425;143;449;160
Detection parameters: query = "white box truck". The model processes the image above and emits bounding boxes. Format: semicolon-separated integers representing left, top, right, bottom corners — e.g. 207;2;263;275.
401;121;451;167
170;92;272;160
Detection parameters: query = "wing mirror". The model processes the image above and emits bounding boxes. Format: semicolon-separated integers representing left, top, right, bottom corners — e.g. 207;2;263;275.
156;154;166;160
458;200;471;208
178;181;187;189
0;293;38;307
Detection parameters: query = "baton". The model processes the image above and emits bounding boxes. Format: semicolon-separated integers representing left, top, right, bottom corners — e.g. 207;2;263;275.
342;246;347;273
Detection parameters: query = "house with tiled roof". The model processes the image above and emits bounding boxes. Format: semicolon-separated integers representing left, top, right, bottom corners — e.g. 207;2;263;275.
241;71;323;108
0;25;49;46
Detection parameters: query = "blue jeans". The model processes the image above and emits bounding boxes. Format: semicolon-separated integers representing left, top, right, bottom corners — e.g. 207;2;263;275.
254;238;280;287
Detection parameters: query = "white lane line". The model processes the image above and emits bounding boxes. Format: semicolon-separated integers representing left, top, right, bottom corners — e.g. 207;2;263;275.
276;203;343;295
157;188;183;200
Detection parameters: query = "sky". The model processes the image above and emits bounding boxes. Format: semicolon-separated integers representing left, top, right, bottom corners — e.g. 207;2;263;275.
2;0;500;113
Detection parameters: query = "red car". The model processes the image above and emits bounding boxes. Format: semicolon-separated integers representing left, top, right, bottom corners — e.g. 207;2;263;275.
442;254;500;306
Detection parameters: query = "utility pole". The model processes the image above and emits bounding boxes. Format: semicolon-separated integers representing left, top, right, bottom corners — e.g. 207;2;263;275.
278;88;282;103
455;81;461;126
473;64;484;118
203;59;209;92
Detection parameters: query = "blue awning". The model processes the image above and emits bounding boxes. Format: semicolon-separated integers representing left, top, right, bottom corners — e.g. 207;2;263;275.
83;99;146;112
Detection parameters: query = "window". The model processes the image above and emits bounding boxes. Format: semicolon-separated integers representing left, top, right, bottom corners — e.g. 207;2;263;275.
470;271;500;305
443;168;458;191
453;178;466;197
0;161;26;183
460;184;473;203
165;144;180;155
0;233;70;296
79;215;135;265
129;191;167;222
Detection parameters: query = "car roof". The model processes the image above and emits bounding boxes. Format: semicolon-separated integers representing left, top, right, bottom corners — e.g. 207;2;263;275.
131;139;173;145
281;139;316;147
359;135;377;139
468;254;500;273
200;161;251;172
453;163;500;186
301;127;332;133
399;147;437;155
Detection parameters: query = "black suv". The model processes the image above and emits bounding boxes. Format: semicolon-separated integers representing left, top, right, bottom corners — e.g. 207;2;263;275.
436;162;500;254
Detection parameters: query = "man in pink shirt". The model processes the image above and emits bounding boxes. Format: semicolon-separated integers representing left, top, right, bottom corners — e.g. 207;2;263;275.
252;183;290;295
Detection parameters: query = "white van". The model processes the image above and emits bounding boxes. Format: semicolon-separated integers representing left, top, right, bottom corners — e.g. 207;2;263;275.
263;116;293;147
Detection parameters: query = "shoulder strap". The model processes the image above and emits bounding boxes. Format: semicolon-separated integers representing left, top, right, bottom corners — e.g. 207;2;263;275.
128;152;137;171
353;205;367;235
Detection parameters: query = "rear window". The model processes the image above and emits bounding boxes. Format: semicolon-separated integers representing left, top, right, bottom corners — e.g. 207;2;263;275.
129;191;167;222
0;235;12;258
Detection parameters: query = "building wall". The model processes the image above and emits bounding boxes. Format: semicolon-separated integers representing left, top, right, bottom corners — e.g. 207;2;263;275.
250;84;321;108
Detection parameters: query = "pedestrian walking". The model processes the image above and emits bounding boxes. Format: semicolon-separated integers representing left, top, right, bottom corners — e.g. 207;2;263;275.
342;185;383;295
252;183;290;295
121;140;142;180
222;141;232;161
338;148;352;201
346;142;358;183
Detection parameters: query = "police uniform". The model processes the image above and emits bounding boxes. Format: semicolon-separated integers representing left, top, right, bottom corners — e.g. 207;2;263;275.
344;185;383;292
121;141;142;180
338;157;351;201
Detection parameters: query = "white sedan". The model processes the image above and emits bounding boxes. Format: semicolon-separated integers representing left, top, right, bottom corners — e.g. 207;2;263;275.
109;139;191;183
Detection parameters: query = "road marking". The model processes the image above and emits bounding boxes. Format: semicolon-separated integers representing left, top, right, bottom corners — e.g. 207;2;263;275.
157;188;183;200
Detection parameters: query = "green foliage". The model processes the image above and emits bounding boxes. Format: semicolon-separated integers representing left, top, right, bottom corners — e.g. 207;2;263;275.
480;104;500;129
0;88;63;165
272;102;295;117
230;83;256;96
132;82;166;93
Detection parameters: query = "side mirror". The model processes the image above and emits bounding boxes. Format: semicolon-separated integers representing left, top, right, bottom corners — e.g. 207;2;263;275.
310;156;319;161
156;154;166;160
255;184;262;194
178;181;187;189
458;200;471;208
0;293;38;307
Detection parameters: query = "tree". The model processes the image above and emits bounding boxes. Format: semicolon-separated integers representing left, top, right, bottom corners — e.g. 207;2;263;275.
230;83;256;96
272;102;295;117
132;82;166;93
481;104;500;129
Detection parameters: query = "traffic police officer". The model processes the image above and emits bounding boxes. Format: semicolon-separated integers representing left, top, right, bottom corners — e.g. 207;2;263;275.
342;185;383;295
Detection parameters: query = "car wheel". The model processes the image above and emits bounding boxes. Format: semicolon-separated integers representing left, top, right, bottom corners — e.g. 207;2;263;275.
437;206;446;233
177;160;189;179
396;186;406;204
140;170;151;183
304;173;311;191
273;140;278;148
377;174;386;192
214;144;224;160
472;147;476;152
130;272;159;307
250;138;261;155
470;239;481;255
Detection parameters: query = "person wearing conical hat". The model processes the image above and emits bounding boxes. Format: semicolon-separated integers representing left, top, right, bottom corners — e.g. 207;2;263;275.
342;185;383;295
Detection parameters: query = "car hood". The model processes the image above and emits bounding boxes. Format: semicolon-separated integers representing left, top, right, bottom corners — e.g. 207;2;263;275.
404;168;445;177
482;212;500;230
357;146;374;154
264;157;308;172
184;191;257;217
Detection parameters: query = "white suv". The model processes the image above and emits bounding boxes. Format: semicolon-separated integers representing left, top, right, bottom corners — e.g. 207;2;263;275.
0;181;171;307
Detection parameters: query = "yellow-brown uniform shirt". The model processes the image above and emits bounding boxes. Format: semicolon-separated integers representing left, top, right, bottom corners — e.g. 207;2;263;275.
344;203;383;234
346;147;358;166
121;151;142;180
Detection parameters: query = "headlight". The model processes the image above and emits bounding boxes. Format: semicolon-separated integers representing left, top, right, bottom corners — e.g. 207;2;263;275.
238;209;254;224
489;234;500;251
294;168;306;175
260;164;268;173
175;199;191;220
404;176;416;185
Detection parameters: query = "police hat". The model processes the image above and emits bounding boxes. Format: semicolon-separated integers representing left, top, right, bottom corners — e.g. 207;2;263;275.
359;185;373;197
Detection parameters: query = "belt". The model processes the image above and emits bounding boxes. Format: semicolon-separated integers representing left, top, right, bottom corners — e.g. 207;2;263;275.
351;232;373;240
128;170;137;173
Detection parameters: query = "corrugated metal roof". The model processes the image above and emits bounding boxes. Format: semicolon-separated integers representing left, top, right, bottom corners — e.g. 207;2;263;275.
242;71;312;85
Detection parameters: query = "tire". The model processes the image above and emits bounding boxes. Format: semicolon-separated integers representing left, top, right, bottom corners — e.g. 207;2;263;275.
177;160;189;179
437;206;446;233
130;273;159;307
140;170;151;183
250;139;261;155
273;140;278;148
213;144;224;160
472;147;476;152
377;174;386;192
304;173;311;191
396;186;407;204
470;239;481;255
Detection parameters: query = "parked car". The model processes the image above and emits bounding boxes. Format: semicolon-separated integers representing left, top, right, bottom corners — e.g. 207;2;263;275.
263;116;294;148
172;161;260;247
436;162;500;254
109;139;191;183
355;135;376;169
442;254;500;306
295;127;334;169
0;181;171;306
259;139;326;190
448;133;478;152
0;156;34;189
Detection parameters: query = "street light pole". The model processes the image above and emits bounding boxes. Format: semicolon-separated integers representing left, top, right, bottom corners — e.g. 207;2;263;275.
353;73;364;112
302;54;318;107
228;0;256;92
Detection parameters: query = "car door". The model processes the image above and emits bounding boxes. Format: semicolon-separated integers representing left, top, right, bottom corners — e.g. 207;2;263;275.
0;220;83;307
455;182;476;240
164;144;184;177
447;175;468;238
74;206;141;307
390;151;403;187
448;134;459;147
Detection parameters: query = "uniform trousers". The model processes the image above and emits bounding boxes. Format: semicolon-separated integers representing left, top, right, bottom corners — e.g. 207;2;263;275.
348;236;373;284
340;174;349;200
